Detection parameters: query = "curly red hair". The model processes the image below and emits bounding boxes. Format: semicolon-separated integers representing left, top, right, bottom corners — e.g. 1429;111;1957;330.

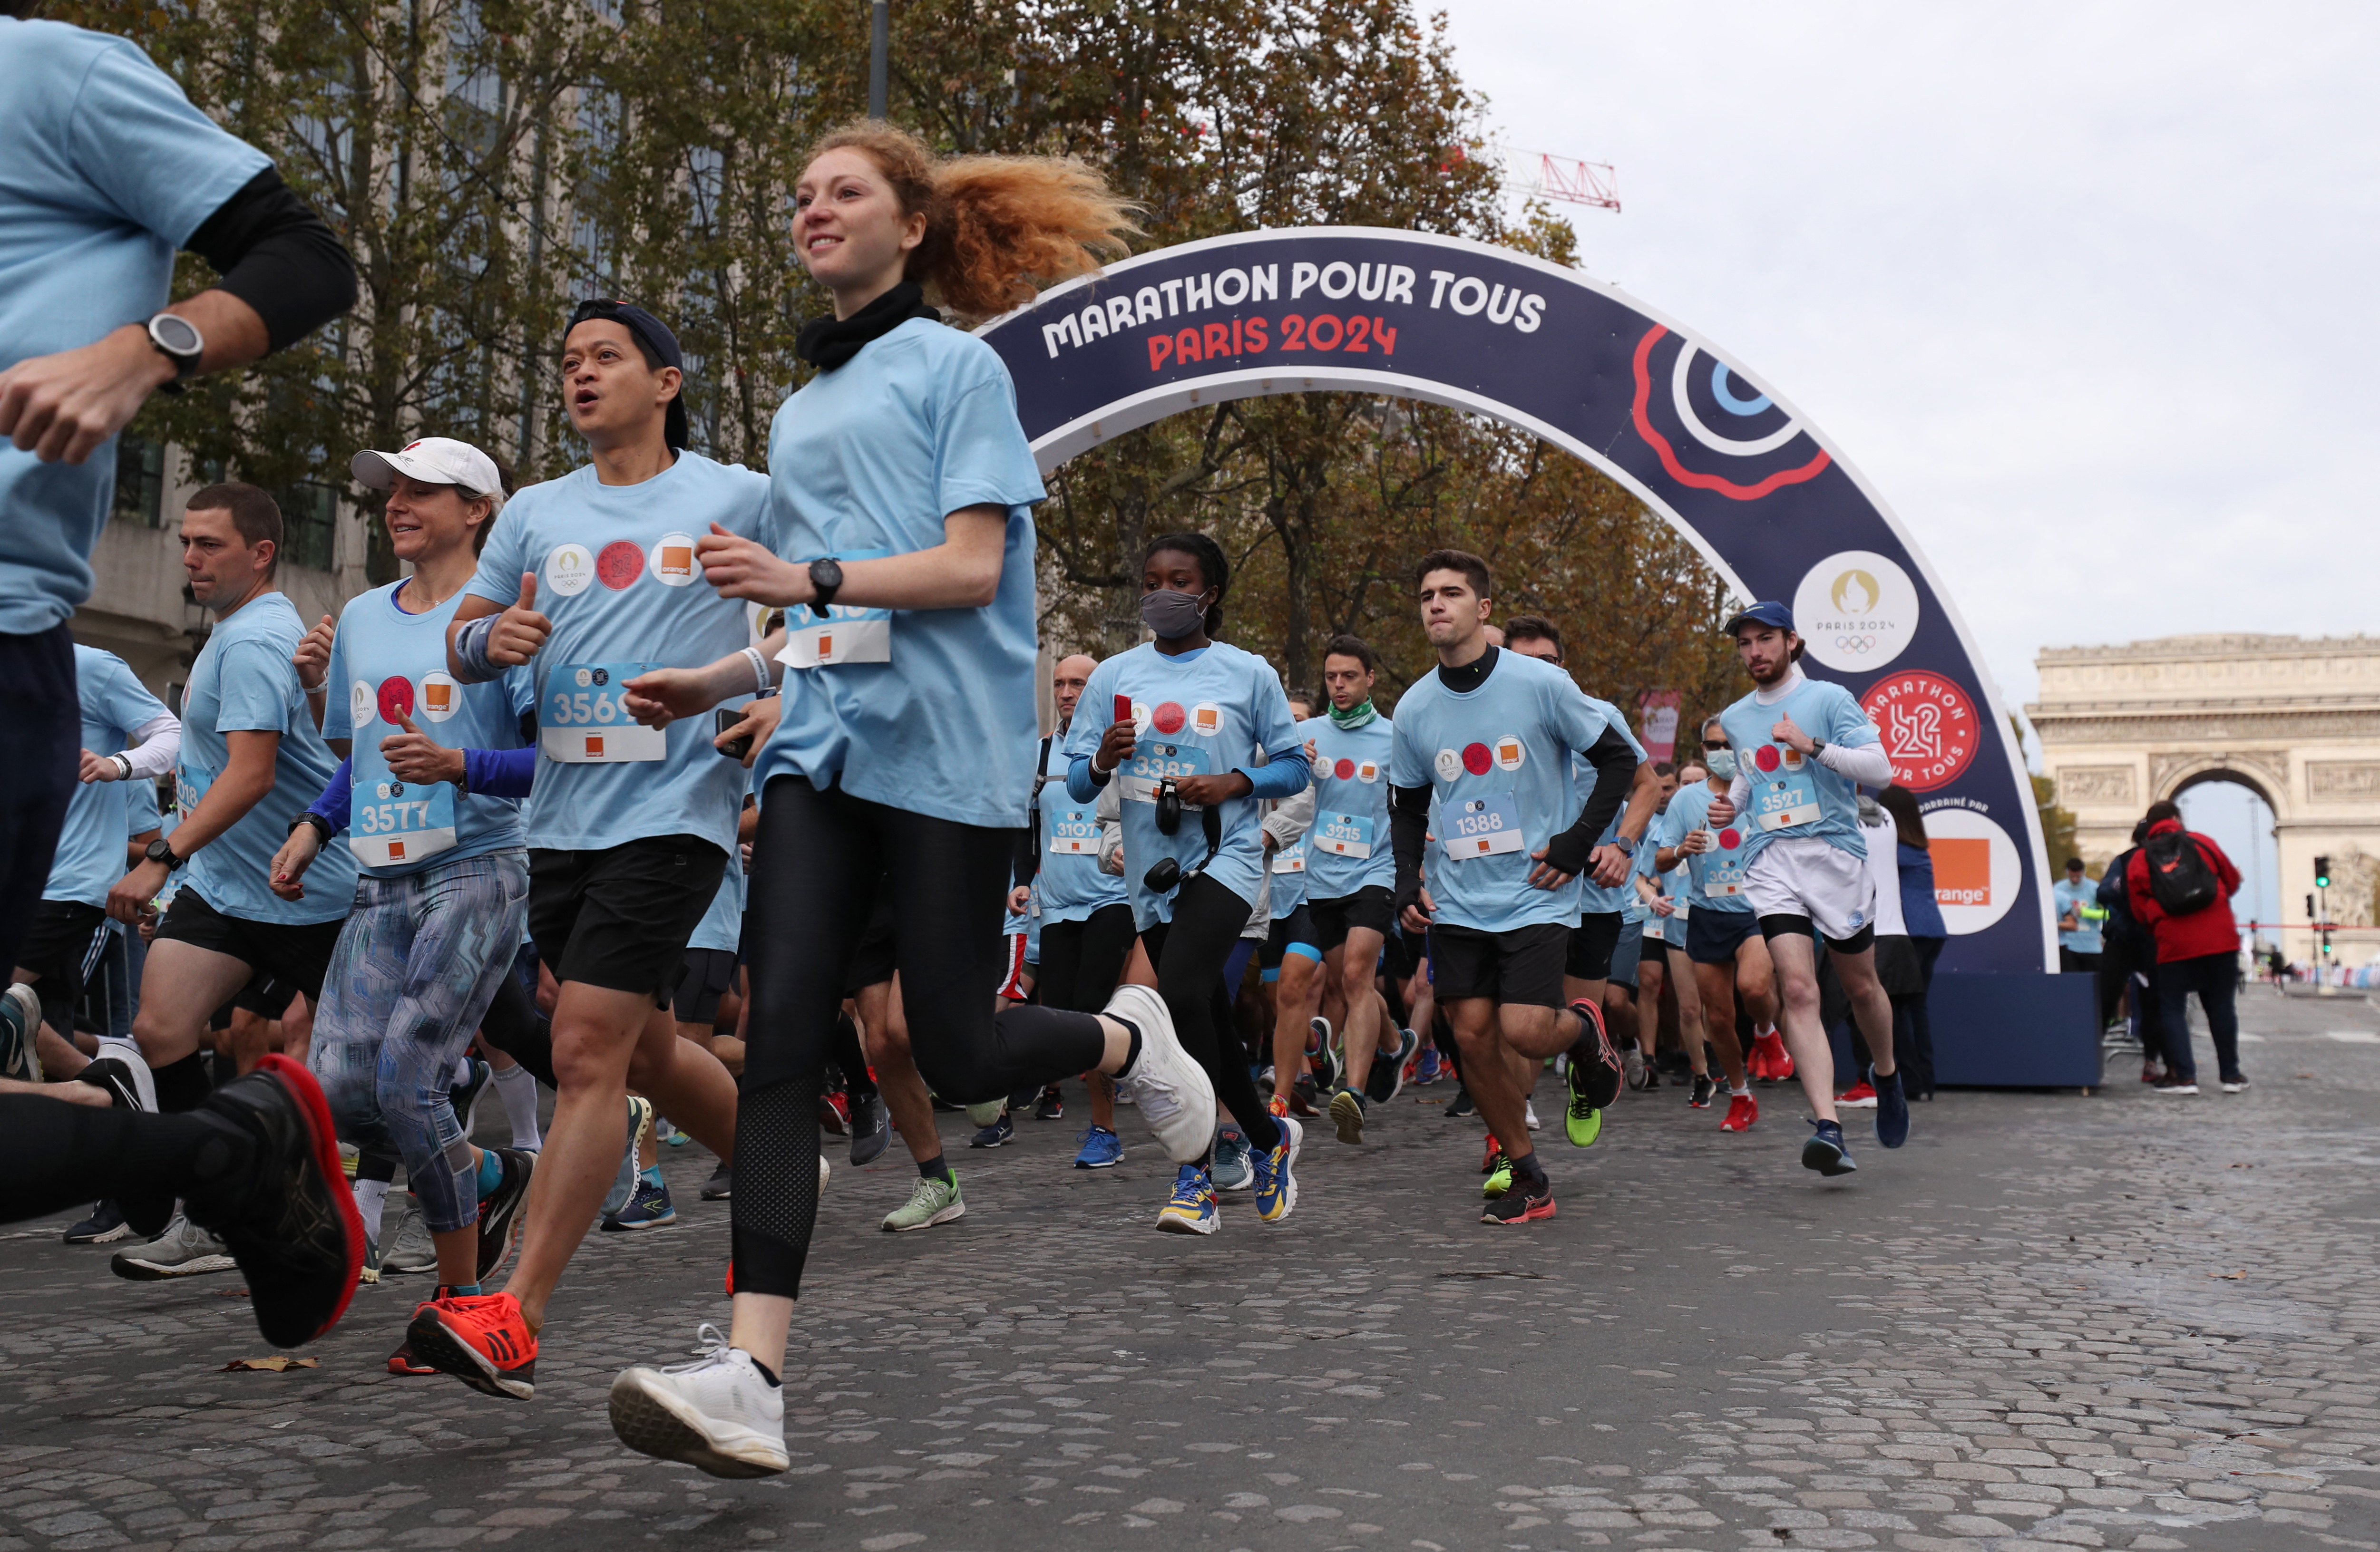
805;120;1140;322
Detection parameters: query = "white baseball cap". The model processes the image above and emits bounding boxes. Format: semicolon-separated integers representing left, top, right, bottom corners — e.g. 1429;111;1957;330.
351;436;505;510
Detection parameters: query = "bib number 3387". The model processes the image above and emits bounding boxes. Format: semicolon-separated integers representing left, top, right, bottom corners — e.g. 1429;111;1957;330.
542;662;666;763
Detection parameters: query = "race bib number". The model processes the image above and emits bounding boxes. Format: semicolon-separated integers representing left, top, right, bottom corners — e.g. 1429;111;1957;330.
348;779;458;868
1752;769;1822;833
176;762;211;817
1699;828;1748;897
1316;810;1375;859
1445;792;1524;858
1046;803;1100;856
776;551;895;669
540;662;666;763
1273;839;1307;874
1120;741;1212;805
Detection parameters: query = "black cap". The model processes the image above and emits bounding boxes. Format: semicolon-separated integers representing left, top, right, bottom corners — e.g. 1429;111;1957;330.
566;298;689;451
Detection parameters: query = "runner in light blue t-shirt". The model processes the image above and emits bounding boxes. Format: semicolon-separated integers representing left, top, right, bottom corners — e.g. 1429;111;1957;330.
1708;602;1907;1177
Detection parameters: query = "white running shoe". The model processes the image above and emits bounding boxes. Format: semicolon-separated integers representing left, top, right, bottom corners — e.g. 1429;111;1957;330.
610;1324;789;1478
1106;983;1214;1163
1524;1099;1541;1132
819;1155;830;1194
92;1037;154;1110
108;1213;234;1280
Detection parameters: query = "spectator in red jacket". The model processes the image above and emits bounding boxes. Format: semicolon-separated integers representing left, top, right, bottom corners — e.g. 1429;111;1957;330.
2123;800;2244;1095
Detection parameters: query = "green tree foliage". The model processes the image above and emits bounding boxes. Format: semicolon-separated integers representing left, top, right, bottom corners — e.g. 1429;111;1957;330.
65;0;1744;724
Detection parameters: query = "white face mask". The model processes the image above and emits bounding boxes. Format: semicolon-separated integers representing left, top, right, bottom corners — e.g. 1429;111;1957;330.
1704;748;1737;782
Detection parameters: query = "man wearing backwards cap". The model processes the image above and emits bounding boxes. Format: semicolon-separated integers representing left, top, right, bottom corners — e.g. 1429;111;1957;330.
413;301;767;1400
1707;601;1908;1177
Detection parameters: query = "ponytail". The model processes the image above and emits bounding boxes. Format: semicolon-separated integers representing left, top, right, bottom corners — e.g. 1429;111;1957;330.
805;120;1141;322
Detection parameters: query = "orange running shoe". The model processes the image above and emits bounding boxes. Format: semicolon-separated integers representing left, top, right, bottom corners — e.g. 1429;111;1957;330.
1267;1093;1290;1120
406;1290;537;1399
1720;1092;1759;1132
1479;1132;1501;1174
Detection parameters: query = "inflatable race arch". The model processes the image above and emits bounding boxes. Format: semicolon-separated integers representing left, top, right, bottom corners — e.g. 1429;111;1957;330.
978;228;2094;1086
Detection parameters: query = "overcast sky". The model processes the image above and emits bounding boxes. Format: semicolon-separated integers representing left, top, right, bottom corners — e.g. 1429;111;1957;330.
1436;0;2378;715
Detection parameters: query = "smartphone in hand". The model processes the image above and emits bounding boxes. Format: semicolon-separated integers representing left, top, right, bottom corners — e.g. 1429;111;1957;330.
715;706;752;761
1114;694;1133;726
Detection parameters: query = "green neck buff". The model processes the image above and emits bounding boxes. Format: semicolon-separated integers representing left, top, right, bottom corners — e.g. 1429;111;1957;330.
1328;698;1378;730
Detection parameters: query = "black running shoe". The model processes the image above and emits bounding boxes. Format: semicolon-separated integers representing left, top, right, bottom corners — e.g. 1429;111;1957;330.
65;1200;132;1244
1481;1176;1556;1225
1444;1086;1476;1119
848;1092;891;1168
475;1147;535;1281
700;1161;734;1200
1688;1073;1717;1110
1566;1000;1625;1111
182;1053;367;1349
1034;1085;1064;1121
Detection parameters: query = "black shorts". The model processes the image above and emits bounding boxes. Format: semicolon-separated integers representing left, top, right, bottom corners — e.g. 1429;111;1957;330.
1259;904;1321;973
1565;910;1623;980
1759;913;1875;956
17;899;106;1034
1383;923;1424;982
1687;907;1759;965
1426;921;1570;1009
1308;885;1394;952
529;835;728;1003
671;946;738;1026
843;876;898;995
157;888;342;1001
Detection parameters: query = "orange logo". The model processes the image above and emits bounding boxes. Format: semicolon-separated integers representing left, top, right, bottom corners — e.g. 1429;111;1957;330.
1932;836;1991;907
818;632;834;660
585;734;605;758
388;839;407;860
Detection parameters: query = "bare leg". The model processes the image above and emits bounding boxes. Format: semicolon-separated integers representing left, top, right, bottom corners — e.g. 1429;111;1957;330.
1453;999;1583;1169
1689;960;1748;1088
1671;952;1708;1077
1269;952;1323;1106
130;939;252;1070
856;979;937;1166
1334;927;1388;1090
1762;933;1841;1122
1828;945;1896;1079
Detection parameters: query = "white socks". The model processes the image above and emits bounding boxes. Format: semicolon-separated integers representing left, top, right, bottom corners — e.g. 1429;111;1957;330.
352;1178;391;1243
491;1062;542;1152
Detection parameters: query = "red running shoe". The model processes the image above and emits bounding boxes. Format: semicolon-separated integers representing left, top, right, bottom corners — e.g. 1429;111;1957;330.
1753;1031;1793;1081
406;1290;538;1399
1479;1132;1502;1174
1835;1080;1879;1108
1481;1179;1556;1225
1719;1092;1759;1132
817;1090;850;1136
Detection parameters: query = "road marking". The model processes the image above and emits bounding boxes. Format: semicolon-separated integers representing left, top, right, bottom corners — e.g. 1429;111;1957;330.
2322;1031;2380;1044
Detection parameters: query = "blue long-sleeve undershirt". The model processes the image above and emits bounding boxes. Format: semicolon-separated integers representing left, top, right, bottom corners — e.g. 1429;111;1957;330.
306;746;536;833
1067;749;1309;805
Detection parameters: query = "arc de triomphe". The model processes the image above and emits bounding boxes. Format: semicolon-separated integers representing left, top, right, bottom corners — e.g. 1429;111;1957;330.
2028;633;2380;965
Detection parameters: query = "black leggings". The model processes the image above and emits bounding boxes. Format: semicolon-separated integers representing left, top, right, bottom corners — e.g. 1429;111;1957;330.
476;968;556;1089
1139;873;1281;1154
1037;902;1137;1016
736;778;1108;1299
2;1095;246;1234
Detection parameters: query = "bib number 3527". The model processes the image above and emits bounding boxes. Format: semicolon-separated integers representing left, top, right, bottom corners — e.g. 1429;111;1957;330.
541;662;666;764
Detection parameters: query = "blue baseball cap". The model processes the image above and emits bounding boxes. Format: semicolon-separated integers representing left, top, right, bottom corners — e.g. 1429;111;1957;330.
566;298;689;451
1723;600;1794;637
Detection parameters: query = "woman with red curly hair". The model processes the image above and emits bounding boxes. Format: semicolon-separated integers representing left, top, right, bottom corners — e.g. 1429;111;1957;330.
606;122;1221;1477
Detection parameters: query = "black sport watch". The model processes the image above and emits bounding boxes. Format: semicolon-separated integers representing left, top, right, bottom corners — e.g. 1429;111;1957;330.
145;311;204;390
807;557;843;619
144;837;186;872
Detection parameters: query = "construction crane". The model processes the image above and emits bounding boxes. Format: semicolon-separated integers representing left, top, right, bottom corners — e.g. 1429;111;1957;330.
1440;142;1621;213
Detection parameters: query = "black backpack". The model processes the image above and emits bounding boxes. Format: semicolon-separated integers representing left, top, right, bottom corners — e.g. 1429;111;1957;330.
2142;830;2219;916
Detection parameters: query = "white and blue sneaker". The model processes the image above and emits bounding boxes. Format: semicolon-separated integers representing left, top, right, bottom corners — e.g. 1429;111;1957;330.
1253;1115;1302;1225
968;1110;1015;1149
604;1177;678;1231
1154;1163;1219;1235
1073;1125;1124;1169
1802;1118;1857;1177
1107;983;1215;1164
1211;1125;1254;1192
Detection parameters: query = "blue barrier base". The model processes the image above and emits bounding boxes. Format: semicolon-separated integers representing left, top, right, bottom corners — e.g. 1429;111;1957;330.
1929;970;2101;1088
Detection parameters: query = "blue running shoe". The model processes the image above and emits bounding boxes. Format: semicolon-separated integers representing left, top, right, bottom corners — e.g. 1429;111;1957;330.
1253;1115;1302;1225
603;1178;678;1231
1073;1125;1124;1169
1802;1118;1857;1177
968;1111;1015;1149
1211;1125;1254;1192
1155;1163;1219;1235
1414;1045;1444;1086
1871;1066;1908;1149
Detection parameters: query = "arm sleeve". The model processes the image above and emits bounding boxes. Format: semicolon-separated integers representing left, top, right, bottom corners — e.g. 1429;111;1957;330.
1263;785;1315;849
181;167;357;353
1012;826;1037;890
307;757;353;834
461;745;536;799
1239;751;1310;801
1390;783;1433;907
1546;723;1642;873
1063;662;1116;800
1815;739;1894;786
1066;753;1108;803
122;709;183;780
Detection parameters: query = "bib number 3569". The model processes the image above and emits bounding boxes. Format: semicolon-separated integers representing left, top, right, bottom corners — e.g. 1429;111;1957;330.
541;662;666;764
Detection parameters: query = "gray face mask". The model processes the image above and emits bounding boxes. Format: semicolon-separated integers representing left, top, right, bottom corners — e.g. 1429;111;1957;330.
1704;748;1738;782
1140;586;1210;640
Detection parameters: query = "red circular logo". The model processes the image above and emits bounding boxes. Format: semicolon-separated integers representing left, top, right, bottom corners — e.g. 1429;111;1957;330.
1717;827;1742;850
376;676;416;724
1860;670;1979;792
1334;757;1356;780
1753;745;1781;773
597;540;644;590
1151;701;1187;736
1461;742;1492;776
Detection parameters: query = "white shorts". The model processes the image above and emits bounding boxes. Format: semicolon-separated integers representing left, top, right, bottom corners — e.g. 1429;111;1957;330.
1743;837;1876;944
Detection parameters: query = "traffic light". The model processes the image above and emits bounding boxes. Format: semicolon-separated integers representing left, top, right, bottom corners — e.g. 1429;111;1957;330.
2316;855;2332;888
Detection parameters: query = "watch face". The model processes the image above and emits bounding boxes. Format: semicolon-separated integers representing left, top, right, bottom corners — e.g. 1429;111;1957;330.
152;314;202;356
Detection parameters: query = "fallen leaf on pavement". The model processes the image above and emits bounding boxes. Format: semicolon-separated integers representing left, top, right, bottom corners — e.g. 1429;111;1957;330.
222;1356;320;1372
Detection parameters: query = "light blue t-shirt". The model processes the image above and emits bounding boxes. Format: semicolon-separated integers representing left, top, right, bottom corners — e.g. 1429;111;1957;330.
754;320;1046;830
2053;876;2103;954
0;21;270;635
467;452;769;859
43;646;170;909
688;861;746;955
1716;674;1882;866
1035;732;1125;925
1067;641;1303;931
1570;695;1650;917
126;770;162;836
1387;650;1618;933
178;592;354;924
322;580;535;877
1658;779;1753;915
1300;714;1395;901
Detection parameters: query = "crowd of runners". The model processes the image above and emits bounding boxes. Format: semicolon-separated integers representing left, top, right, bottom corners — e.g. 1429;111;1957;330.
0;10;1918;1483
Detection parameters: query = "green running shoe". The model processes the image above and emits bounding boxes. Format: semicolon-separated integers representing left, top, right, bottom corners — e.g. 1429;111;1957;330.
880;1173;966;1232
1564;1099;1604;1149
1481;1150;1513;1199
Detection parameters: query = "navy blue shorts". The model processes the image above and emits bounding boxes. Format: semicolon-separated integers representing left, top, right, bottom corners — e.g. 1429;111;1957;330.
1686;906;1760;965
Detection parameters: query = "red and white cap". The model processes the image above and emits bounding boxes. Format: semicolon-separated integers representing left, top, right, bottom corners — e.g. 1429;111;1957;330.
351;436;505;510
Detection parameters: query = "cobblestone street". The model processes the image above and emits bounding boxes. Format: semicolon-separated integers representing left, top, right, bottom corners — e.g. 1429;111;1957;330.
3;983;2376;1552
